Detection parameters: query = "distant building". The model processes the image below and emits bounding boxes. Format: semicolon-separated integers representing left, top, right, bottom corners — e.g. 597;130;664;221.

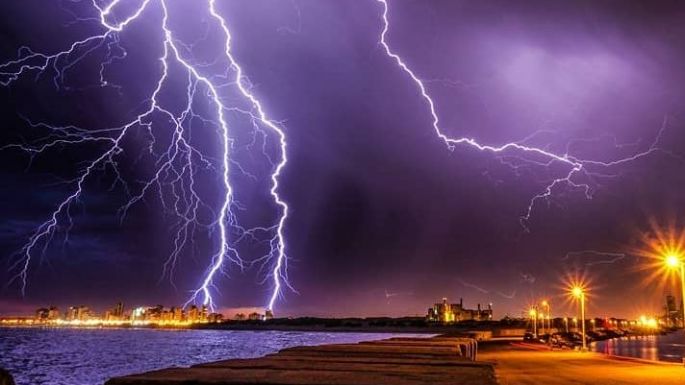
35;308;49;321
248;312;263;321
208;313;224;323
65;306;90;321
427;298;493;323
234;313;246;321
105;302;125;321
187;305;199;322
171;307;183;322
113;302;124;318
47;306;60;321
663;294;683;327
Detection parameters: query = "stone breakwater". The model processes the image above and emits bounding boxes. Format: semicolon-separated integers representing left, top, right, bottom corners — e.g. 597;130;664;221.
106;336;495;385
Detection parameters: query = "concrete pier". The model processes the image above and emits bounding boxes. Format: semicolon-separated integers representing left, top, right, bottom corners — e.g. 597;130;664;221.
106;336;495;385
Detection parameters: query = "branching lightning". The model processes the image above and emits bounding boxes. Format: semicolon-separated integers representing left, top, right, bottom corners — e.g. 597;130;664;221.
0;0;289;312
376;0;678;230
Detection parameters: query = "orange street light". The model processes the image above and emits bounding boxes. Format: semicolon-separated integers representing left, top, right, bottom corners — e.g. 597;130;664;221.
529;308;538;338
541;300;551;335
570;285;587;351
664;252;685;329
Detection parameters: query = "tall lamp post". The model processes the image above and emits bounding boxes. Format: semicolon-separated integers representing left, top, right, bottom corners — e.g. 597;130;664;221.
665;253;685;329
529;308;538;339
571;286;587;351
541;300;551;335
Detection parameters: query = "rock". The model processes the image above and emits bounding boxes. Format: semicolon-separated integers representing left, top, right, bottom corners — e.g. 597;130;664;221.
0;368;15;385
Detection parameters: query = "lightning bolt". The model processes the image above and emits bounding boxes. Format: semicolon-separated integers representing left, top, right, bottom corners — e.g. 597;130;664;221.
563;250;628;267
376;0;678;230
1;0;290;312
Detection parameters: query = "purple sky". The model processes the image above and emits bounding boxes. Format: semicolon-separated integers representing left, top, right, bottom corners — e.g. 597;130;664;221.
1;0;685;319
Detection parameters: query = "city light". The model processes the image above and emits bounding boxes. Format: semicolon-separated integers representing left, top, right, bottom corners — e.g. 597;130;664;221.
665;253;682;268
568;283;588;351
571;286;583;298
635;222;685;330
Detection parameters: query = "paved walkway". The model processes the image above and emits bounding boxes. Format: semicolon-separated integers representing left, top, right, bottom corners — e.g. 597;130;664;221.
479;344;685;385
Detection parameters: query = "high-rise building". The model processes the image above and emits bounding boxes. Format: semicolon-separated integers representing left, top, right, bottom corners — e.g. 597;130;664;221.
47;306;60;321
35;308;49;321
171;306;183;322
187;305;199;323
664;294;683;327
114;302;124;318
65;306;90;321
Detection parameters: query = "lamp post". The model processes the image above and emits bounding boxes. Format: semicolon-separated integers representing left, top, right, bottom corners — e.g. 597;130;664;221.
564;317;569;333
541;300;551;335
529;308;538;339
665;253;685;330
572;286;587;351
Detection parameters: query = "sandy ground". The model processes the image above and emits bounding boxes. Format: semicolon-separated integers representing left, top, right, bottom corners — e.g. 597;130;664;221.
479;343;685;385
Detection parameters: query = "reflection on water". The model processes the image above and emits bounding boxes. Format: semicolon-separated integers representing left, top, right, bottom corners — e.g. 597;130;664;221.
591;332;685;363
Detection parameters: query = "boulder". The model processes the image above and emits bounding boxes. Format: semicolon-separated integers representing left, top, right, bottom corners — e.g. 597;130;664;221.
0;368;14;385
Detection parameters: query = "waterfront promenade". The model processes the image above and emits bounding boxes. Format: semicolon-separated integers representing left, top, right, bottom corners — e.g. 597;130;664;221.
479;343;685;385
106;336;685;385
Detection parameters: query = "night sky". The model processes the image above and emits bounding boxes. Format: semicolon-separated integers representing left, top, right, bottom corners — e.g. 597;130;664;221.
1;0;685;319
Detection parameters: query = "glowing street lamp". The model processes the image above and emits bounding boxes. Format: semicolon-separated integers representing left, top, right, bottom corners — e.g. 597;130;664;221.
664;252;685;329
571;285;587;351
529;307;538;338
541;300;551;335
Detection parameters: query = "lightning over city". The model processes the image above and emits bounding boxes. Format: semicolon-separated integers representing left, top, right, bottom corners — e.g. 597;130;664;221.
0;0;288;312
2;0;685;344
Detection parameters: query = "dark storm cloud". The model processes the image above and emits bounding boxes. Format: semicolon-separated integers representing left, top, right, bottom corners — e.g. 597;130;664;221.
1;0;685;318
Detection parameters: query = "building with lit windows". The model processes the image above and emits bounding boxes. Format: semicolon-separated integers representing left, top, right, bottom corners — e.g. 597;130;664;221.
427;298;493;323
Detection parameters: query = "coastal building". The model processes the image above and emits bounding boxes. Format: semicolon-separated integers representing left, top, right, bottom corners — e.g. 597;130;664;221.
25;303;224;326
47;306;60;320
171;306;183;322
208;313;224;323
427;298;493;323
662;294;683;327
187;305;199;322
105;302;125;321
248;312;263;321
65;306;91;322
35;308;49;321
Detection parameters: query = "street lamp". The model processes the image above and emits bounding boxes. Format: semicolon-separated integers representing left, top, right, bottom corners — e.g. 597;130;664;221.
571;285;587;351
541;300;551;335
664;253;685;329
564;317;569;333
529;308;538;338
